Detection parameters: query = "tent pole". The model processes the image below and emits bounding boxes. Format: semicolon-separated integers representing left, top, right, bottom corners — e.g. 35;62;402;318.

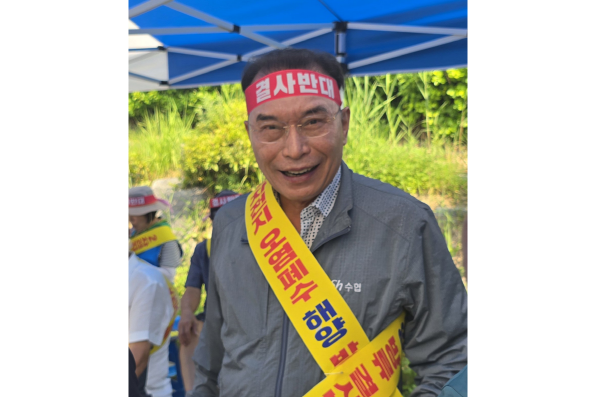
335;22;348;107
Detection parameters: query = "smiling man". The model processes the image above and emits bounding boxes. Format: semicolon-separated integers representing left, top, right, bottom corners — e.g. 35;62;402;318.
188;49;467;397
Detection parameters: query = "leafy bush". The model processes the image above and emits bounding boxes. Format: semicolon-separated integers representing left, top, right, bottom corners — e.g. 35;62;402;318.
344;140;467;203
181;85;261;194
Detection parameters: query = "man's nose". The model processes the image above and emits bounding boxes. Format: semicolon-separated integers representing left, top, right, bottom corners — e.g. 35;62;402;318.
281;125;310;159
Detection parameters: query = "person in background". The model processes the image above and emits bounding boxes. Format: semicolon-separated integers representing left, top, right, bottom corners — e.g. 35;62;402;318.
129;251;178;397
129;186;182;283
438;365;468;397
178;190;241;392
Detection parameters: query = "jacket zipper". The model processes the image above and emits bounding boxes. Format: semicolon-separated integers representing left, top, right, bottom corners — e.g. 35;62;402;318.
273;225;350;397
274;315;289;397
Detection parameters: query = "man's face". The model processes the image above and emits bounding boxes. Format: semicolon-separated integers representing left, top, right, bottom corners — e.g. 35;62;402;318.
245;74;350;206
129;214;149;233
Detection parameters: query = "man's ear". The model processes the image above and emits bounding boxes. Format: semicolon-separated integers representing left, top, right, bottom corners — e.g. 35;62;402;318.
244;120;250;137
341;107;350;145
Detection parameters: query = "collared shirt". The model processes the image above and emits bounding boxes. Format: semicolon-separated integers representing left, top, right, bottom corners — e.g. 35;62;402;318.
300;166;341;249
275;166;342;249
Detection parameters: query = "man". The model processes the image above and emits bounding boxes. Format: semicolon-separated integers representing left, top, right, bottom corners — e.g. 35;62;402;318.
129;251;178;397
178;190;240;391
189;49;467;397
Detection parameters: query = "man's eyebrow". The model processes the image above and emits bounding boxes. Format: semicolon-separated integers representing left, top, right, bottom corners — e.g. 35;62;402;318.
301;106;329;117
255;114;279;122
255;105;330;122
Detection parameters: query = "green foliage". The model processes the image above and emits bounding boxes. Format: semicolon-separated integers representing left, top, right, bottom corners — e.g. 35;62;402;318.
344;69;468;146
181;85;261;194
169;198;212;304
129;101;194;185
129;69;468;198
128;87;218;126
343;70;467;204
435;208;466;258
402;356;418;396
344;139;467;203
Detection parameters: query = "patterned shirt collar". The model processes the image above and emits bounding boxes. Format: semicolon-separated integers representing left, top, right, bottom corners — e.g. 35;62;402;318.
305;166;341;218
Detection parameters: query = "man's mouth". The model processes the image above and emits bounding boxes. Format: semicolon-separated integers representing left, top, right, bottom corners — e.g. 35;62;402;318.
281;165;318;177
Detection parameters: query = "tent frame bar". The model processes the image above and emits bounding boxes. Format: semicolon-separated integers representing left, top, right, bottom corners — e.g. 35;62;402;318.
167;47;238;60
129;72;163;84
129;23;335;36
165;1;288;49
129;27;225;35
128;22;467;38
129;0;172;19
129;47;163;52
348;22;467;37
169;59;238;84
166;28;331;84
241;28;331;61
165;2;234;31
242;23;334;31
348;35;466;70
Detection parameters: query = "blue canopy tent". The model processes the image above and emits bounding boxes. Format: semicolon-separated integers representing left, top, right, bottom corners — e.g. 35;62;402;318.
129;0;467;92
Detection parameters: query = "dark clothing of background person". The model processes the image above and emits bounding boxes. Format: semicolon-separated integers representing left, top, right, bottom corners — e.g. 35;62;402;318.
185;240;210;321
129;348;150;397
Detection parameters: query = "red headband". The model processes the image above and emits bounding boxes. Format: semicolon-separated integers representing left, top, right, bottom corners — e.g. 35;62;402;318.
210;194;241;209
244;69;342;114
129;195;157;207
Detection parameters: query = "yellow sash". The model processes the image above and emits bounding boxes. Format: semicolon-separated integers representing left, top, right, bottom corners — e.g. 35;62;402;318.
130;225;178;255
245;181;405;397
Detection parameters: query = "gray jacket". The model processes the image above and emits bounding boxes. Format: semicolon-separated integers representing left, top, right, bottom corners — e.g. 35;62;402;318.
190;162;467;397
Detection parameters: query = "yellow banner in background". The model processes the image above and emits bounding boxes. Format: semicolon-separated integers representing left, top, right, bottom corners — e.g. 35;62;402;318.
245;181;405;397
131;225;177;254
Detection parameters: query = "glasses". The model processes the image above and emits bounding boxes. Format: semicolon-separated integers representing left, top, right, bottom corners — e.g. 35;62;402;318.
249;109;342;144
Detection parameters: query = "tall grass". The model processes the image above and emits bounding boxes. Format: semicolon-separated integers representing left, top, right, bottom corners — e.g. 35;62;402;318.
344;76;467;205
129;101;195;186
344;72;467;147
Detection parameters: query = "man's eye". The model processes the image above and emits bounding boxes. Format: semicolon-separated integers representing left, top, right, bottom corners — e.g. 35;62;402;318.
304;118;326;127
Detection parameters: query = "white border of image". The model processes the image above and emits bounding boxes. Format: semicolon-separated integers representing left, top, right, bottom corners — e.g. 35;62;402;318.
2;0;600;396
